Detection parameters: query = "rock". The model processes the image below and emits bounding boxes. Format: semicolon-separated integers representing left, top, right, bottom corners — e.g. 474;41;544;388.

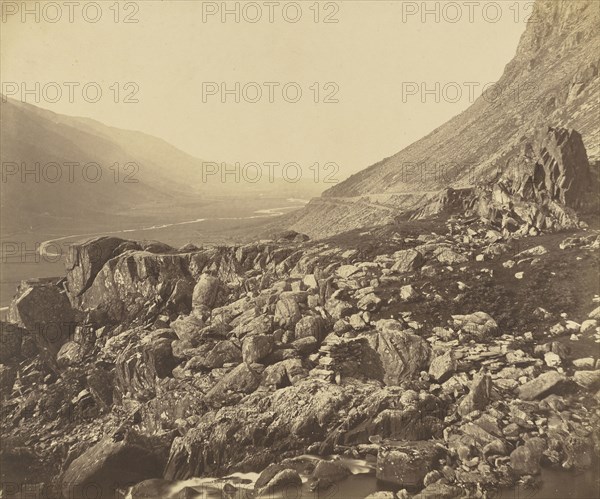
255;465;302;496
510;437;545;475
435;247;468;265
65;236;126;297
532;127;592;209
192;274;225;312
364;493;396;499
292;336;318;355
61;432;167;499
413;482;462;499
0;365;16;397
517;371;566;400
357;293;382;312
399;285;419;302
170;315;204;342
544;352;562;367
8;278;77;357
391;249;424;273
200;340;242;369
376;441;446;487
295;316;327;342
0;322;23;363
56;341;85;368
372;321;431;385
451;312;498;338
115;332;178;400
311;460;351;488
336;265;360;279
458;374;493;416
589;306;600;320
572;358;595;369
429;351;456;382
261;359;307;388
580;319;597;334
205;362;261;407
130;478;174;498
514;245;548;259
275;295;302;327
242;335;273;364
573;370;600;390
325;297;354;320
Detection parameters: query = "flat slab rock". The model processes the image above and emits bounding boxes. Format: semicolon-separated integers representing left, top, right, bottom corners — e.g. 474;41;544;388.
517;371;567;400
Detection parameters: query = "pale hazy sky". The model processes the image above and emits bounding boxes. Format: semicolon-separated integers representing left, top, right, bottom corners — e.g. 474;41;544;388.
1;1;529;180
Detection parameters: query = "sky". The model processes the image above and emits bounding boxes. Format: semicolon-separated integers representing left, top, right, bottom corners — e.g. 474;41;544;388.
1;0;529;183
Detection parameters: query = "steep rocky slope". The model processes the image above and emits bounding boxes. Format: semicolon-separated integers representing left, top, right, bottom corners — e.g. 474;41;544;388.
289;0;599;238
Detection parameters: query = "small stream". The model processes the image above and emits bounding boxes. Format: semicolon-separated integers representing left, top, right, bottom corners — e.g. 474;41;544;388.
126;456;599;498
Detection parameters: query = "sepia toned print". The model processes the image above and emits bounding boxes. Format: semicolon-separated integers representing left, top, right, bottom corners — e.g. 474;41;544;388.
1;1;599;498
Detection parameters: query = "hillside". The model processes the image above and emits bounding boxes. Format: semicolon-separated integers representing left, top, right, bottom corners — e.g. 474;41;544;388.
289;0;599;238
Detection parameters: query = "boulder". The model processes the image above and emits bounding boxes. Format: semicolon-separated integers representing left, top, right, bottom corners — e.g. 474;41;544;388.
429;351;456;382
517;371;566;400
510;437;546;475
391;249;424;273
255;465;302;497
200;340;242;369
205;362;261;407
56;341;85;368
242;335;273;364
573;370;600;390
115;332;178;400
371;320;431;385
0;322;23;363
66;236;126;297
61;432;167;499
8;278;77;357
295;316;327;342
376;441;446;487
192;274;226;312
458;374;493;416
275;295;302;327
451;312;498;338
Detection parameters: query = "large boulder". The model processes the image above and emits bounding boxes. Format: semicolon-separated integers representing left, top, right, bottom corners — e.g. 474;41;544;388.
192;274;226;313
66;236;127;297
61;432;168;499
8;278;77;358
369;320;431;385
532;127;592;209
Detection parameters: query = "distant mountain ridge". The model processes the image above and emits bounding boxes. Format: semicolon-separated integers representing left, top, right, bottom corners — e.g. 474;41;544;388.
289;0;599;238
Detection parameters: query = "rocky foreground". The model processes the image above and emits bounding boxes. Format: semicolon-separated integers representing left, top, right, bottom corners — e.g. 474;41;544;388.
1;128;599;498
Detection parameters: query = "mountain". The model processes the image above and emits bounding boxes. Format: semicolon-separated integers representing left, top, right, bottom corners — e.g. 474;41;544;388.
0;98;214;231
289;0;599;238
0;99;323;233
